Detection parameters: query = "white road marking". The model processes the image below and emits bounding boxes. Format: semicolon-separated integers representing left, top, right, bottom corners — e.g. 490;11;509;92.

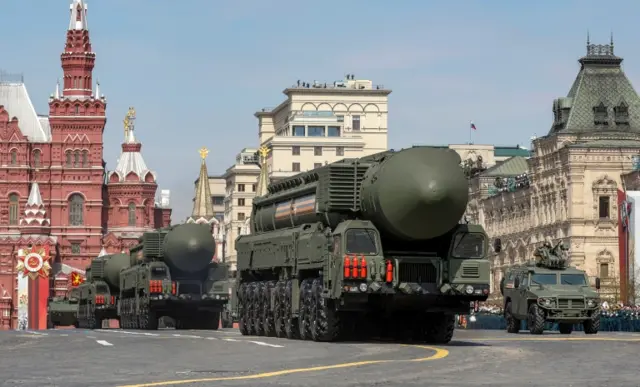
25;330;48;336
223;338;240;342
206;337;218;340
172;334;202;339
96;340;113;346
97;329;159;336
248;340;284;348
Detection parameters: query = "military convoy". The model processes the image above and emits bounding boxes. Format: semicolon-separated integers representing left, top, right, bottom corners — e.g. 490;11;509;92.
65;223;229;330
47;289;79;328
500;241;601;335
235;147;491;344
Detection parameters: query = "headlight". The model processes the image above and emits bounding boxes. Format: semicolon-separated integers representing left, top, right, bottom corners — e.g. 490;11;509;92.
587;299;596;308
358;283;368;292
465;285;474;295
538;297;554;307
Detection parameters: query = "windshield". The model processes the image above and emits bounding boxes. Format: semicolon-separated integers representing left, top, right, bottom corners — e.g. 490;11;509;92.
561;274;587;285
531;273;557;285
451;233;485;258
345;229;378;255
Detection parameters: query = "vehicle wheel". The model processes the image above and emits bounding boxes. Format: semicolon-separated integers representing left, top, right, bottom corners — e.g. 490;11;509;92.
558;323;573;334
273;281;287;338
253;282;265;336
583;313;600;335
298;279;312;340
424;313;455;344
505;301;520;334
284;280;300;340
310;278;341;342
262;281;276;337
238;283;249;335
527;303;545;335
47;317;54;329
246;282;257;335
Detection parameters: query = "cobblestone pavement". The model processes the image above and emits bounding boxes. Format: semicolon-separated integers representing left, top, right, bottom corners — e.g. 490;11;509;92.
0;328;638;387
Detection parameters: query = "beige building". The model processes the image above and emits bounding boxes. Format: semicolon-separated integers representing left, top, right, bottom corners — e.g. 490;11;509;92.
469;40;640;301
255;75;391;180
220;148;260;272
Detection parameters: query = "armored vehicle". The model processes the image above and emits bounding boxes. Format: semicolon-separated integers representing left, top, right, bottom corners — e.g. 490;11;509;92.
500;242;601;335
235;147;491;344
47;289;79;329
76;253;130;328
118;223;230;330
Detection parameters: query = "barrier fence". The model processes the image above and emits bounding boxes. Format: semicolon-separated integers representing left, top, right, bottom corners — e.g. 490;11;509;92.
460;312;640;332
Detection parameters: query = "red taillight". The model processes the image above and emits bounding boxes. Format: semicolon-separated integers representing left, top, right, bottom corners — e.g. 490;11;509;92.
385;260;393;283
149;280;163;293
111;296;115;304
171;281;176;295
95;295;104;305
343;256;351;278
359;256;367;279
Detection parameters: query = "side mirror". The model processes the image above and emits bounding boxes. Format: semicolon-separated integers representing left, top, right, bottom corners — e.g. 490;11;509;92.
595;277;601;290
514;277;520;289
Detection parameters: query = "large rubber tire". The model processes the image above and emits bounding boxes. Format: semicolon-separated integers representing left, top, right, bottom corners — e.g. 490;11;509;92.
238;283;249;335
273;281;287;338
284;281;300;340
253;282;265;336
298;279;312;340
47;317;54;329
558;323;573;334
424;313;455;344
310;278;341;342
527;303;545;335
262;281;276;337
505;301;520;334
246;283;257;335
139;299;158;330
583;314;600;334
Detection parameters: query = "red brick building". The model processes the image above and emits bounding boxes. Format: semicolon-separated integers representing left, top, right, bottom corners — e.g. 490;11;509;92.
0;0;172;330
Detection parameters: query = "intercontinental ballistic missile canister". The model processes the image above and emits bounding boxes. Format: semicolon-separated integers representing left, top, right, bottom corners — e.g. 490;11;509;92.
251;146;469;240
162;223;216;273
102;253;130;290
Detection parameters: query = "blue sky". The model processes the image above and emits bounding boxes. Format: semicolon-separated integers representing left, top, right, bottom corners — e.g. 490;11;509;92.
2;0;640;220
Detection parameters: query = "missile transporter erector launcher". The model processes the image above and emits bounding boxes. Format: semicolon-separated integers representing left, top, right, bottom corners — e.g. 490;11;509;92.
76;253;130;328
118;223;230;330
236;146;491;344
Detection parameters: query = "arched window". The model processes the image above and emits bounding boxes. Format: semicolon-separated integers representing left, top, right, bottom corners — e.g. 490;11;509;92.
68;194;84;226
82;150;88;167
33;150;41;167
128;202;136;226
9;194;19;225
10;150;17;165
66;152;72;167
74;150;80;167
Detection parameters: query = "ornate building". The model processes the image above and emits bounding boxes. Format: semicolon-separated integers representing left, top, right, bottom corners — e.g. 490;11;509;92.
469;38;640;300
0;0;171;329
187;147;223;260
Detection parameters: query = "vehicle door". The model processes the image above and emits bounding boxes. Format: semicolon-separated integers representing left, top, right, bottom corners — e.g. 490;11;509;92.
516;272;531;316
502;270;515;308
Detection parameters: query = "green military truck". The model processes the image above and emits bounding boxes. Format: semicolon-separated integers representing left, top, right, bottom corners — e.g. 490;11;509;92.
47;289;80;329
500;242;601;335
236;146;491;344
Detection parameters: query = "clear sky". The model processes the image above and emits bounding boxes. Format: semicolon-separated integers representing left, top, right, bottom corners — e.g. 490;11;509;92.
2;0;640;220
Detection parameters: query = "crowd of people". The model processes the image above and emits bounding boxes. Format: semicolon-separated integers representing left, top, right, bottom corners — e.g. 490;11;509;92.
459;301;640;331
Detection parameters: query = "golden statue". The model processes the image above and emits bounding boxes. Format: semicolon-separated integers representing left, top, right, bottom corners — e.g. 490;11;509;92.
123;106;136;140
199;147;209;160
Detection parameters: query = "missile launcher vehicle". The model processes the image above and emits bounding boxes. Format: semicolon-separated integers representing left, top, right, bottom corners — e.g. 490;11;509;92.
118;223;230;330
235;146;491;344
500;241;601;335
76;253;130;328
47;288;79;328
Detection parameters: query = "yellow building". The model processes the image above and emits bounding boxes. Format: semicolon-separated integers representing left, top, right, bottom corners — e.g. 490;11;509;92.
255;74;391;180
471;40;640;301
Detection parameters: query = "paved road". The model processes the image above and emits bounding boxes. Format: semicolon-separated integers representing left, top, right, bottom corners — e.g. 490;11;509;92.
0;328;638;387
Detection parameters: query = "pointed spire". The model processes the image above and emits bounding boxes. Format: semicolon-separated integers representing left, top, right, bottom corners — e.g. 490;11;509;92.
109;107;154;183
190;147;215;220
123;106;138;144
20;183;50;227
255;146;270;197
55;80;60;99
69;0;89;31
98;246;107;257
95;80;100;99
